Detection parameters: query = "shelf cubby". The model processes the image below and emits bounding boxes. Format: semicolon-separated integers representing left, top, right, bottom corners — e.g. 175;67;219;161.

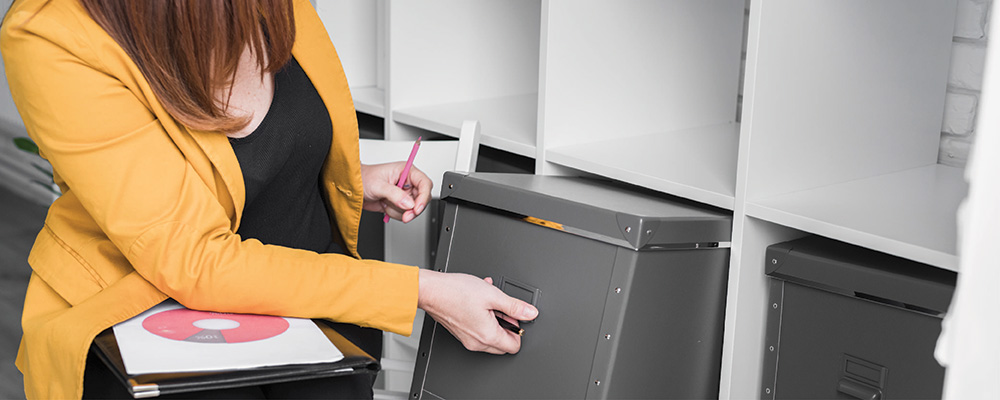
739;0;961;270
538;0;746;207
388;0;541;147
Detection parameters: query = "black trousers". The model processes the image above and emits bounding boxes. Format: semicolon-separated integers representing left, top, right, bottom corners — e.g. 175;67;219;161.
83;323;383;399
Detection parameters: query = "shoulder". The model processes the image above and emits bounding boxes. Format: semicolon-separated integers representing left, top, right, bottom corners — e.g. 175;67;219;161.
291;0;330;50
2;0;124;75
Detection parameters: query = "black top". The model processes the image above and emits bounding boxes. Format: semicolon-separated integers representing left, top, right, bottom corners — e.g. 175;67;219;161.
229;58;342;255
227;58;382;367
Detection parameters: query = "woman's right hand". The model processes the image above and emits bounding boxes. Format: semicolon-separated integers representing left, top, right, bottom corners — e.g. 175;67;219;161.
417;269;539;354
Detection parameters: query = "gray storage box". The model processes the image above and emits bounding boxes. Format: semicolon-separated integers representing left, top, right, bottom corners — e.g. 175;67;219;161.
762;236;957;400
410;172;733;399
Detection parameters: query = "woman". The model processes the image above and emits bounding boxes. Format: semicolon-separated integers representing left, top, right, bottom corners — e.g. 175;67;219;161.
0;0;538;398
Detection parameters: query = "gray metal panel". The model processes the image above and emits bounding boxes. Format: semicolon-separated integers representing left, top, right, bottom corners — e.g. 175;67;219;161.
416;202;619;399
441;172;732;248
765;236;956;314
767;280;946;399
603;248;730;399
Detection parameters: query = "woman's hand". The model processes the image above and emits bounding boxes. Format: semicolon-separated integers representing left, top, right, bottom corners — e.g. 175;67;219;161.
360;162;432;223
417;269;540;355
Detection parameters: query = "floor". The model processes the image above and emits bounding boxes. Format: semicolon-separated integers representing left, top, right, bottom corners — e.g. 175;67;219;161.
0;184;47;399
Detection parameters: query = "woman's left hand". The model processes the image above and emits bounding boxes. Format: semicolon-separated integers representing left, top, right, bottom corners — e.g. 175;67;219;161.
360;163;432;223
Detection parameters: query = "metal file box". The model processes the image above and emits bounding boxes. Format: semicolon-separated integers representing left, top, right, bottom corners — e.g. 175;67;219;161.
410;172;733;399
762;236;957;400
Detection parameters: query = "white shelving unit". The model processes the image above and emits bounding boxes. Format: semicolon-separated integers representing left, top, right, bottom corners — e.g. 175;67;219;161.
317;1;970;398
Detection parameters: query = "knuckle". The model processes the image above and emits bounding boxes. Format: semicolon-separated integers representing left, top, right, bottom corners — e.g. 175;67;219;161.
508;298;524;316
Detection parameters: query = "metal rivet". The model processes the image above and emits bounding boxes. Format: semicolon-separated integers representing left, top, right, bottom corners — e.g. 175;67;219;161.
448;184;454;189
604;334;611;340
413;392;419;398
771;258;778;265
772;303;778;309
646;229;653;235
614;287;622;294
421;352;427;357
594;380;601;386
445;226;451;232
765;388;771;394
769;345;774;352
625;226;632;233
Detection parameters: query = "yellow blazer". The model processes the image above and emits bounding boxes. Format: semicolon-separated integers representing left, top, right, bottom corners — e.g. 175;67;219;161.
1;0;418;398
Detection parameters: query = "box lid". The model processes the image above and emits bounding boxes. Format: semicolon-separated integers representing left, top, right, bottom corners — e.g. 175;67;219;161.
766;236;957;314
440;172;732;250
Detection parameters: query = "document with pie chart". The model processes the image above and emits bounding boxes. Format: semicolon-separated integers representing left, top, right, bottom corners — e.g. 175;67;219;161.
113;300;344;374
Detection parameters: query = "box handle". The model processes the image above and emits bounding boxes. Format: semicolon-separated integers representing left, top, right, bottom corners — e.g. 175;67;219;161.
497;277;540;309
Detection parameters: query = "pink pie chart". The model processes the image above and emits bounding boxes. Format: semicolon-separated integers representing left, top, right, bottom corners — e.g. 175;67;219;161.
142;308;289;344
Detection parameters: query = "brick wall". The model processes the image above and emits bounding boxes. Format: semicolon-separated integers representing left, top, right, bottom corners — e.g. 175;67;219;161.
940;0;992;167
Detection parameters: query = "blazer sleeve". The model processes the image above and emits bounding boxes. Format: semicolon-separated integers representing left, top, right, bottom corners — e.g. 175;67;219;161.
1;4;418;335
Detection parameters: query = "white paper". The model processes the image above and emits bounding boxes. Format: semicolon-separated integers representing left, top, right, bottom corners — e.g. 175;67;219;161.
113;300;344;375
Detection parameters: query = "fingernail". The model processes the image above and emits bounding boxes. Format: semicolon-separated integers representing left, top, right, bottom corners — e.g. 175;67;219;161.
416;203;426;215
401;197;414;209
525;305;538;319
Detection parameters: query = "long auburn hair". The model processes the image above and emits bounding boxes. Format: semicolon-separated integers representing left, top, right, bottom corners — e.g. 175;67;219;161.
79;0;295;132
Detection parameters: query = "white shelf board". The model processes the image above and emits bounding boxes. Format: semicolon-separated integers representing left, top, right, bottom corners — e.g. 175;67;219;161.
545;123;739;210
351;86;385;117
746;164;967;271
392;94;537;158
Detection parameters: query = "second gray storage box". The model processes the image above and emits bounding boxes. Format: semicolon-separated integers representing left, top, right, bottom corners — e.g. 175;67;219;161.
410;172;733;399
762;236;957;400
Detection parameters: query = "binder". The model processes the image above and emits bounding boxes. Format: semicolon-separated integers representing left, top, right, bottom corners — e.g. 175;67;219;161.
91;319;380;399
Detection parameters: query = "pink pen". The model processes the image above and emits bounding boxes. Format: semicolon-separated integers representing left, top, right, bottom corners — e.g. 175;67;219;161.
384;137;422;223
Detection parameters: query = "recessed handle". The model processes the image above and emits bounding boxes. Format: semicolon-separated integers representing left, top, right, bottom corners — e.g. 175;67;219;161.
838;378;882;400
497;277;540;307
